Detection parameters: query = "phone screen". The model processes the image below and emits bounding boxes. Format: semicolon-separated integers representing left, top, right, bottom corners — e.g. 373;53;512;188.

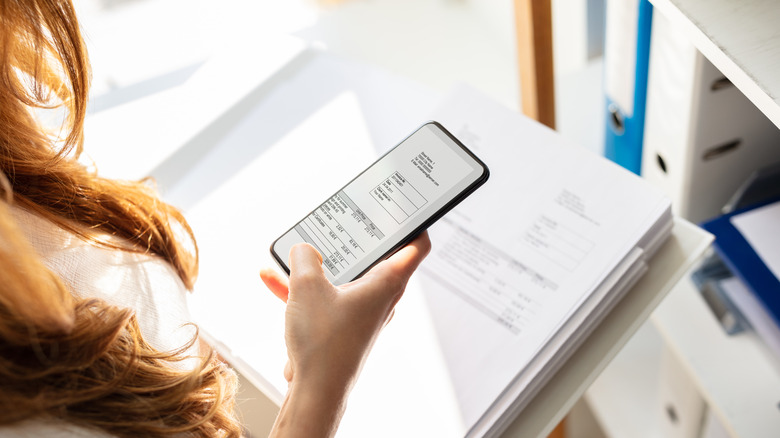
271;122;488;285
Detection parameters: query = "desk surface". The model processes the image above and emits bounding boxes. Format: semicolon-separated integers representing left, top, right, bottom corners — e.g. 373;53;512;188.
169;52;710;437
650;0;780;130
84;40;711;437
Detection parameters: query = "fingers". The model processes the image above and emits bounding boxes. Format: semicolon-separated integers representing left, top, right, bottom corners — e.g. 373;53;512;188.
354;231;431;302
382;231;432;280
260;268;290;303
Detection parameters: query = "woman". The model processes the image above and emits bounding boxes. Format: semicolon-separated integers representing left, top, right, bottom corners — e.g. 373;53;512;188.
0;0;430;436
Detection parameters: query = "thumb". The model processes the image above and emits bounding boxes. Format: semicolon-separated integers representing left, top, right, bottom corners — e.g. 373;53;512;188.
288;243;327;287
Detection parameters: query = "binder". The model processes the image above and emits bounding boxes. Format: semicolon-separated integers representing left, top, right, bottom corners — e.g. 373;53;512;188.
603;0;653;174
658;346;706;438
701;197;780;327
641;13;780;224
700;408;731;438
719;276;780;361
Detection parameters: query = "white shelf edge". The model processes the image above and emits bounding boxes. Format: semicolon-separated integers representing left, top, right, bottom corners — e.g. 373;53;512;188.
649;0;780;130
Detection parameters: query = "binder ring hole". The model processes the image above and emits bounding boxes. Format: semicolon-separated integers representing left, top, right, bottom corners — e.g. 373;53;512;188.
608;104;624;134
656;154;667;174
702;139;741;161
665;404;679;424
710;77;733;91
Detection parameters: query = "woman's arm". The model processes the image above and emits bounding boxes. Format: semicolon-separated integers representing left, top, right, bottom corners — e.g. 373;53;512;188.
260;232;431;437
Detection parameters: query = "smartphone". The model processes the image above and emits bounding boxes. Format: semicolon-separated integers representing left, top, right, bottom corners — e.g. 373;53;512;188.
270;121;489;286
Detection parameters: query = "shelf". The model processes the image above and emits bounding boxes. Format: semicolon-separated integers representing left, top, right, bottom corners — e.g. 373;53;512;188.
585;322;664;438
649;0;780;130
652;273;780;437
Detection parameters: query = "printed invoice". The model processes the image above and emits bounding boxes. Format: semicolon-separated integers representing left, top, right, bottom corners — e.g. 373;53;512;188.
416;86;671;435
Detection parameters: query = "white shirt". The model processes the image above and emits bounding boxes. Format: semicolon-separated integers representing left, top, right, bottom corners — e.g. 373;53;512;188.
0;206;198;437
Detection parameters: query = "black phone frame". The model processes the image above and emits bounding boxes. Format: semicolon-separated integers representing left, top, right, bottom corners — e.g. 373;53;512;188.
270;120;490;284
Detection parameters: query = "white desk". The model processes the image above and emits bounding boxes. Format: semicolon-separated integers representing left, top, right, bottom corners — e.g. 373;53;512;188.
161;51;710;437
85;40;711;437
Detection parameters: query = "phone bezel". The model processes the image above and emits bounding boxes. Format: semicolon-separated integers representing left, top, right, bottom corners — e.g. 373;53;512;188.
269;120;489;283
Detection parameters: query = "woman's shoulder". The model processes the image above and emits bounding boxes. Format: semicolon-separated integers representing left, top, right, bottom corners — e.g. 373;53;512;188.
9;204;199;357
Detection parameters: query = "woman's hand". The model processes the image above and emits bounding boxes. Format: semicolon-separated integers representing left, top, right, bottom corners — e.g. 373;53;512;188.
260;232;431;437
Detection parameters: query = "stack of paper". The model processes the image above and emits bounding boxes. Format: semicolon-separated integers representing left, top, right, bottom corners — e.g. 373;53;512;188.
413;86;672;437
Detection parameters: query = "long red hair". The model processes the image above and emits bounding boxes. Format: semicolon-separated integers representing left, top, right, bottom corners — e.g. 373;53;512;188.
0;0;241;435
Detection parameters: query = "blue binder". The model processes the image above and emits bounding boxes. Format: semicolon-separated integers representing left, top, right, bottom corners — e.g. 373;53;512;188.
603;0;653;175
702;198;780;327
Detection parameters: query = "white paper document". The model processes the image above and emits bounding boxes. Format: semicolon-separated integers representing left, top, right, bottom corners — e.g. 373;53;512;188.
415;86;670;435
730;201;780;281
719;276;780;359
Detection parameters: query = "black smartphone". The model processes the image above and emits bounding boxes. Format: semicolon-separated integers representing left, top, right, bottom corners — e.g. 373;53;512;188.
270;121;489;285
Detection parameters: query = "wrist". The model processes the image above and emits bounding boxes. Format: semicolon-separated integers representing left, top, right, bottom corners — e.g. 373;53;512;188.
269;376;351;438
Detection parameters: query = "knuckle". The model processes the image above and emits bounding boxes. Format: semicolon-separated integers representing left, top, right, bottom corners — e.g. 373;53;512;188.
420;237;432;257
384;270;408;294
